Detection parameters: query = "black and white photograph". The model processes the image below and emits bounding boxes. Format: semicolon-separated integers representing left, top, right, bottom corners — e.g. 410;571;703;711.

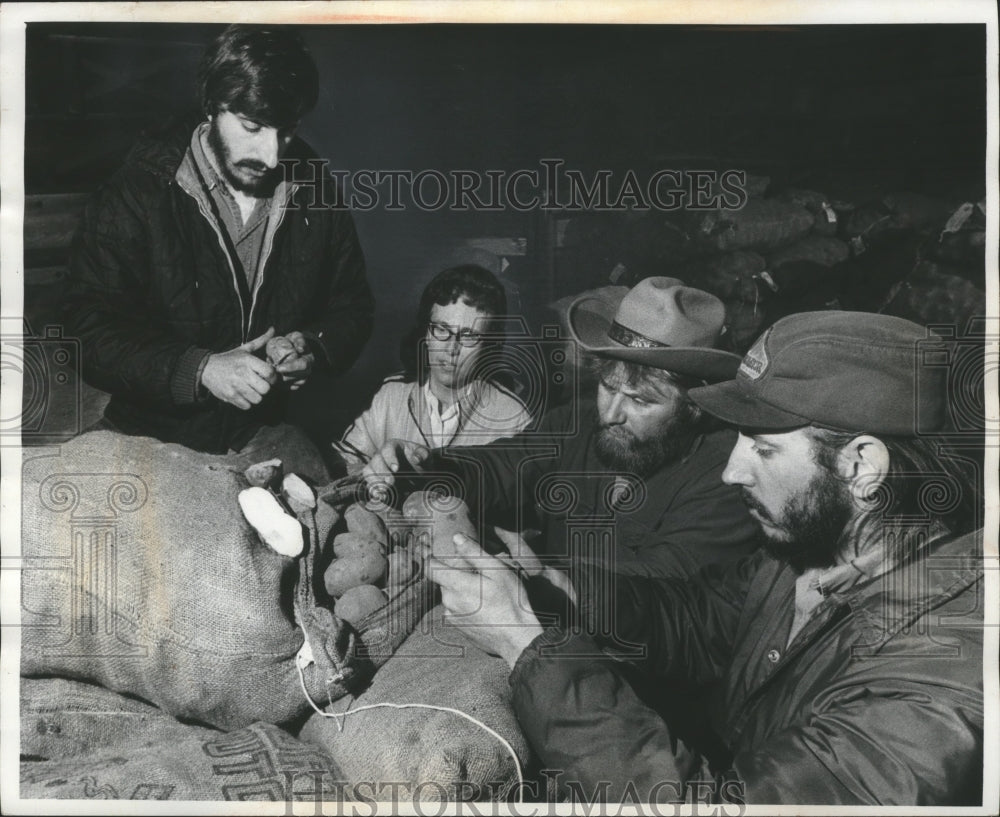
1;1;997;812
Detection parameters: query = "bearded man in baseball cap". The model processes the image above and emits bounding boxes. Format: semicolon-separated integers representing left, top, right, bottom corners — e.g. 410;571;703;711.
422;310;985;806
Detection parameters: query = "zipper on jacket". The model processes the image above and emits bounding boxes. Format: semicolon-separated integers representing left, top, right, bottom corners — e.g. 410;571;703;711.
177;167;249;342
246;180;295;335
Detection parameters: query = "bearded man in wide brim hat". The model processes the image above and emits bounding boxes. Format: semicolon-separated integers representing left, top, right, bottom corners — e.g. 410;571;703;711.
568;277;744;480
363;276;760;581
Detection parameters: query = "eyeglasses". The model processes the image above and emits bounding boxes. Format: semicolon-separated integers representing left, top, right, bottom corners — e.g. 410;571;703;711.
427;322;484;347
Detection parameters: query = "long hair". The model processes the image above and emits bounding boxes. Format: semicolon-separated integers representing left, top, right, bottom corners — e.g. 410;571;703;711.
400;265;509;382
197;25;319;128
809;427;980;563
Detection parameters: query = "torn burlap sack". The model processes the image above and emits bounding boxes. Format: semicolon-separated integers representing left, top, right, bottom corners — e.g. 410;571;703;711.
21;431;427;730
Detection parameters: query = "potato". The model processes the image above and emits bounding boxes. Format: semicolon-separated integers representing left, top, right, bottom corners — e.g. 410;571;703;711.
402;491;475;558
238;487;303;558
243;458;283;490
324;551;389;598
379;507;409;527
400;490;432;520
282;473;316;514
387;550;417;586
335;584;387;629
332;531;385;560
344;503;388;544
266;335;297;367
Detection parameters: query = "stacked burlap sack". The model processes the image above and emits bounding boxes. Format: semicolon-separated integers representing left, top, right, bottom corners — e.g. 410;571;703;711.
553;174;986;355
20;431;529;801
21;678;345;801
670;184;985;349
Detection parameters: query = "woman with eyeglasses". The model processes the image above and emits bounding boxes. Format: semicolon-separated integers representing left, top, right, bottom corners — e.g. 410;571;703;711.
334;265;533;471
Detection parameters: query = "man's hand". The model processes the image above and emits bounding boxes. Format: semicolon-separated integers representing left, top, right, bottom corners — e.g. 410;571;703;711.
494;526;578;608
361;439;431;495
427;532;544;669
201;328;279;410
266;331;315;390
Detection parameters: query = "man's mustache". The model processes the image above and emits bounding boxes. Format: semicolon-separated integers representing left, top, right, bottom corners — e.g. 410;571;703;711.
740;489;774;523
596;423;637;442
237;160;272;174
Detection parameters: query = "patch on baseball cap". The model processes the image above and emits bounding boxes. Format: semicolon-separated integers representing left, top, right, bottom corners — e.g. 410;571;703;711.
739;327;771;380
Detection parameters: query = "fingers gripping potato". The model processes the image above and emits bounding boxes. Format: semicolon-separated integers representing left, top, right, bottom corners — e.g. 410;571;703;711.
401;491;475;558
266;335;297;367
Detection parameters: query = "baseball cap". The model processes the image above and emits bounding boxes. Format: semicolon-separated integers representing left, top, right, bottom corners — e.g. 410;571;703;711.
688;311;949;434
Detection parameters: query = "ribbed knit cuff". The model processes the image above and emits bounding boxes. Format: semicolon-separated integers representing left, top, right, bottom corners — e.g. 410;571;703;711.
170;347;212;405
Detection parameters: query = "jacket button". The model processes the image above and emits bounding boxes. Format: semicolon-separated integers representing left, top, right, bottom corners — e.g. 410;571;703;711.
766;648;781;663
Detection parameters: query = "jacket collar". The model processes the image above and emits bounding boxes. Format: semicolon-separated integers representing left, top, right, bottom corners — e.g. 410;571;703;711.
176;123;297;213
834;527;983;640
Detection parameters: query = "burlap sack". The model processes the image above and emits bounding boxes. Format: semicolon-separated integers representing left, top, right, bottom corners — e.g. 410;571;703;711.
21;719;342;802
674;250;764;301
773;188;839;236
882;261;986;327
689;199;814;252
299;605;530;802
721;298;768;355
22;677;196;761
21;431;358;730
765;235;850;295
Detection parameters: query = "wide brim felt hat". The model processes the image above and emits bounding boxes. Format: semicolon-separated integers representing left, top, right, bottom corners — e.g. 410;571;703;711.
567;278;742;383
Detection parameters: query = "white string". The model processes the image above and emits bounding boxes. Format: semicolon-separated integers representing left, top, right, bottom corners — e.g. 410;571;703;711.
296;660;525;802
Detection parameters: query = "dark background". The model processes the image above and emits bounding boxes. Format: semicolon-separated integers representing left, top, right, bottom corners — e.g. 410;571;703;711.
21;23;988;447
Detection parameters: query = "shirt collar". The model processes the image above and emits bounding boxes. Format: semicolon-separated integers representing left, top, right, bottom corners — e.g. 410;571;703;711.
190;122;225;192
423;379;468;420
190;122;290;203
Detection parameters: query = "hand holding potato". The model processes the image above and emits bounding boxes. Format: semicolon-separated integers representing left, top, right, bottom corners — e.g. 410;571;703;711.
266;330;315;390
201;328;278;410
427;532;544;669
494;526;578;608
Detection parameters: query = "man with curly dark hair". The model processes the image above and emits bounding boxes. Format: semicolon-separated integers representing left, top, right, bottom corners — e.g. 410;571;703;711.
66;25;373;455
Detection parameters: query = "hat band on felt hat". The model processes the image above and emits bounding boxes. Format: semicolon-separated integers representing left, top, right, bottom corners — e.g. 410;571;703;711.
608;321;669;349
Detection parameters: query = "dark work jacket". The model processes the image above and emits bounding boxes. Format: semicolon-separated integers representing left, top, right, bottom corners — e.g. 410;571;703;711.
66;116;374;453
430;400;758;579
510;529;985;806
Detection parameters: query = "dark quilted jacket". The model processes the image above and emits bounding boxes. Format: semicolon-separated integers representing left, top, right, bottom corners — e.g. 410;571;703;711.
511;528;984;805
66;116;374;452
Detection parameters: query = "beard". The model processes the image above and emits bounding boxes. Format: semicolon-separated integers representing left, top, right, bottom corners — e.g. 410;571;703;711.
741;467;855;574
593;413;697;478
206;119;282;197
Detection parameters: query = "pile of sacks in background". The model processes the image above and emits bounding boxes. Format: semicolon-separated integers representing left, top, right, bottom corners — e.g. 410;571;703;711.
20;431;529;802
555;174;986;354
